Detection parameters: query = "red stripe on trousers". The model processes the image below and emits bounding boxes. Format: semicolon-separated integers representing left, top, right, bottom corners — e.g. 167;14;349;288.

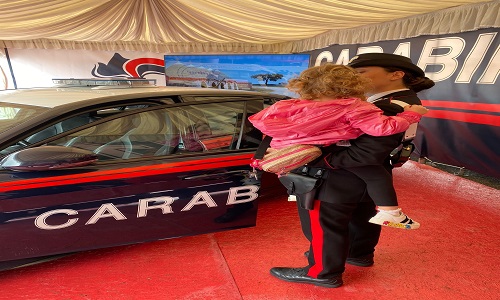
307;200;324;278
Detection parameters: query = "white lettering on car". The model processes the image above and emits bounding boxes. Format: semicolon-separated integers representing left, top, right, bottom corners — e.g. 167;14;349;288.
34;185;259;230
35;209;79;230
226;185;259;205
85;203;127;225
181;191;217;211
137;197;175;218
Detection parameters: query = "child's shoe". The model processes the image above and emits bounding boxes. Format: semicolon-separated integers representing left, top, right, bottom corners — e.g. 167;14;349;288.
369;209;420;229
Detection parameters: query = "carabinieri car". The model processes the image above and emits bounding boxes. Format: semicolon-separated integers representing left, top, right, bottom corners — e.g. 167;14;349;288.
0;78;285;270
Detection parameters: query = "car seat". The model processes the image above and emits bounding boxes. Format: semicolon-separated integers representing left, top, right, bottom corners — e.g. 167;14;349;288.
175;110;212;152
94;110;179;159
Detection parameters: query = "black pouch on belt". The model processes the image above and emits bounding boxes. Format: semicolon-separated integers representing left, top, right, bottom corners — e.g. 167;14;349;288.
278;167;324;210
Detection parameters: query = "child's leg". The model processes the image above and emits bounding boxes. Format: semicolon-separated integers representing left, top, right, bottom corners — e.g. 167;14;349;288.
345;165;398;208
345;165;420;230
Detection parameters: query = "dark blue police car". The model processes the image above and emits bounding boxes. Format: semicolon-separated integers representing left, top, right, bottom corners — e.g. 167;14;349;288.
0;79;284;270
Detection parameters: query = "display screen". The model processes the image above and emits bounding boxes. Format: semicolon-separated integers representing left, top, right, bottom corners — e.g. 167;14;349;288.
164;54;310;97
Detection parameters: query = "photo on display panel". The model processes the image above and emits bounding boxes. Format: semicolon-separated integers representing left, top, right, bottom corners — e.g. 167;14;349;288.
163;54;311;97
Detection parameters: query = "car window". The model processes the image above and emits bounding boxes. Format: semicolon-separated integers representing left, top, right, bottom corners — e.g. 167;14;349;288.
20;105;161;144
0;103;49;134
173;102;241;152
46;101;261;161
47;109;175;160
172;101;263;151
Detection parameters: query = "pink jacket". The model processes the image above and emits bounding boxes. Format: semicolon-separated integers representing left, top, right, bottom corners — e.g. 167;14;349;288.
248;98;422;149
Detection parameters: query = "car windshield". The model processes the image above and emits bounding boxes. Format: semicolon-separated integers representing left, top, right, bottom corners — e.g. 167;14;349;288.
0;102;49;134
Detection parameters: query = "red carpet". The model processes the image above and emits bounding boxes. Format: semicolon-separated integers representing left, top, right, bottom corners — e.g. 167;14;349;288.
0;161;498;300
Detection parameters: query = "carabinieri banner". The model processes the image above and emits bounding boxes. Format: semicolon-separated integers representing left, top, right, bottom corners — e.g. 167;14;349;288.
304;28;499;178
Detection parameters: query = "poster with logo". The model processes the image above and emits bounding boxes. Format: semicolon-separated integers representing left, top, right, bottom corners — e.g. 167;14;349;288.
164;54;311;97
3;49;166;88
304;28;499;177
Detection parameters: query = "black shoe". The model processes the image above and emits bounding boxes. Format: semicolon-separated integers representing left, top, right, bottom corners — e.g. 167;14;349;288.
304;251;374;267
346;256;374;267
270;267;343;288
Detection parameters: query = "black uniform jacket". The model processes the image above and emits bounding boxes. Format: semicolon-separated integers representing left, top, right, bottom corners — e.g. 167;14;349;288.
311;90;422;204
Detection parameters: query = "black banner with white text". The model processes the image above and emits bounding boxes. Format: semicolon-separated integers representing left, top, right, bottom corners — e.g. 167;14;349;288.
304;28;499;177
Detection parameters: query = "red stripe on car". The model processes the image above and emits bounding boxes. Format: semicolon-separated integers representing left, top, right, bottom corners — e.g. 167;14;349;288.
0;154;254;192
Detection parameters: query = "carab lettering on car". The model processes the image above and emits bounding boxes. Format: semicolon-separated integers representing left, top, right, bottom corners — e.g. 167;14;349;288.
34;185;259;230
0;153;261;263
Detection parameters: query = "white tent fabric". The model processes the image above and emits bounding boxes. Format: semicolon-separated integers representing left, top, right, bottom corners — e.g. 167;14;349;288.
0;0;498;53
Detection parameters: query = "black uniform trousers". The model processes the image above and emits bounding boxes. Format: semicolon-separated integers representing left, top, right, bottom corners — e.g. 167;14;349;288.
298;195;381;278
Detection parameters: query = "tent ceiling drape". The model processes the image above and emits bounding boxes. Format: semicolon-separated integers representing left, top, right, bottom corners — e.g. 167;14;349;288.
0;0;498;53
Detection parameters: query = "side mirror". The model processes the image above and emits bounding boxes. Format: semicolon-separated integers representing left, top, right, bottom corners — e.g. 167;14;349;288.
0;146;98;171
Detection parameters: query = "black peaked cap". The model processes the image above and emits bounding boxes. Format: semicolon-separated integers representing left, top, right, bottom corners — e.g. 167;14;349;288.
347;53;425;77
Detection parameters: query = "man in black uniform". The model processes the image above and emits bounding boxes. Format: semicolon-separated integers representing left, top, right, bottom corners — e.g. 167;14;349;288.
270;53;435;288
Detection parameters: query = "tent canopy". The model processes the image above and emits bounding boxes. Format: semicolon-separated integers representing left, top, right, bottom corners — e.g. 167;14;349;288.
0;0;497;53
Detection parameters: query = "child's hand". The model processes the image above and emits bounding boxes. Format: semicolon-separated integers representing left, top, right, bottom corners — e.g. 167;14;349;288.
404;104;428;115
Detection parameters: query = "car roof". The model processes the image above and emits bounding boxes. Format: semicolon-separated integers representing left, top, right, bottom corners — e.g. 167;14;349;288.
0;86;270;108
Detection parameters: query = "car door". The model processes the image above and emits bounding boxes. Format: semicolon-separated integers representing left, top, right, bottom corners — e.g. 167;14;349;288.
0;98;264;267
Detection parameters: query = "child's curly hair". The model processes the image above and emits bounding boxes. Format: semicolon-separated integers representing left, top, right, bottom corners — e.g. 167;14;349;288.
287;63;369;100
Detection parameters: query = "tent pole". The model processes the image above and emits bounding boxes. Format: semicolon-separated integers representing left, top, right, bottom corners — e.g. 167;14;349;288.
4;48;17;89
